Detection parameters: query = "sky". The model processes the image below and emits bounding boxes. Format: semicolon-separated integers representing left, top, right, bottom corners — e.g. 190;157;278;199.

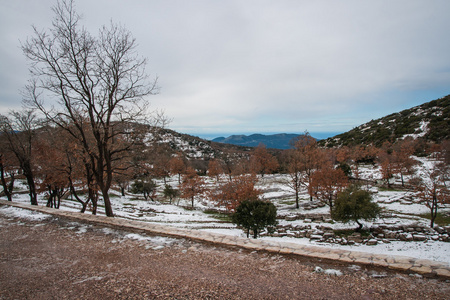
1;1;450;140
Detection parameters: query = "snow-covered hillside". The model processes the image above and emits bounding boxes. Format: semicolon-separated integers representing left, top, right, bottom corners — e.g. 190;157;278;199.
2;156;449;265
322;95;449;147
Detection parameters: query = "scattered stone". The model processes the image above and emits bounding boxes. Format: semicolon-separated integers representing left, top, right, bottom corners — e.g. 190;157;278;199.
322;232;334;240
366;239;378;246
413;234;427;241
348;264;361;271
324;269;343;276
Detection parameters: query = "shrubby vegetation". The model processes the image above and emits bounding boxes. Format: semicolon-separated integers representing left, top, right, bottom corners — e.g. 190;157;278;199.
332;185;381;231
232;199;277;238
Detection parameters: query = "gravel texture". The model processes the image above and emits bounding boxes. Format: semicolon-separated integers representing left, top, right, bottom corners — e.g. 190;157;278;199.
0;213;449;299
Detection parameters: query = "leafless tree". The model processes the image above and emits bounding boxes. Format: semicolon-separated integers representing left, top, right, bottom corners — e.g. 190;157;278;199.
21;0;160;216
411;163;449;228
0;110;40;205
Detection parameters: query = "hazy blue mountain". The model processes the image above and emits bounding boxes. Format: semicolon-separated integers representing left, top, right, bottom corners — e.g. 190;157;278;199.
212;133;302;149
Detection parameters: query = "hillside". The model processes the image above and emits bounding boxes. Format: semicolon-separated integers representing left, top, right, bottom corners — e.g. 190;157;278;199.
149;127;253;160
212;133;301;149
321;95;450;147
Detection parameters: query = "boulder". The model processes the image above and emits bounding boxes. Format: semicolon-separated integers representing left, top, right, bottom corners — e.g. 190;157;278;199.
322;232;335;240
366;239;378;246
413;234;427;241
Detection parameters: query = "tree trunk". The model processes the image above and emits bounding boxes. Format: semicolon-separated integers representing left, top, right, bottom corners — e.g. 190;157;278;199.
102;190;114;217
430;194;438;228
90;189;98;215
355;220;363;231
0;159;13;201
0;169;14;202
25;173;38;205
253;228;258;239
46;187;53;208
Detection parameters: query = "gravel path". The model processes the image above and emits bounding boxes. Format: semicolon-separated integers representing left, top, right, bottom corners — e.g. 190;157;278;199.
0;213;449;299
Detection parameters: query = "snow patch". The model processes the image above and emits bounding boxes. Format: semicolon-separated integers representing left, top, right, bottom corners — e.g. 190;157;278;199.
0;206;51;221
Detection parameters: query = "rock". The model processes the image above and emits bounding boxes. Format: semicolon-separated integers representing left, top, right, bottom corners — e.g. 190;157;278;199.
314;266;324;273
297;230;307;238
385;231;397;239
304;219;312;223
310;234;323;240
399;233;414;241
324;269;343;276
348;236;363;243
413;234;427;241
434;226;444;234
366;239;378;245
322;232;334;240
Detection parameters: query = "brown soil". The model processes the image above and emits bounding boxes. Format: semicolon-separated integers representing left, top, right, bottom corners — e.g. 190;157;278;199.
0;212;449;299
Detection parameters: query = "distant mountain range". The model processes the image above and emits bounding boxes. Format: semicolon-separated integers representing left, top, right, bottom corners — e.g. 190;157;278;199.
212;133;302;149
145;94;449;158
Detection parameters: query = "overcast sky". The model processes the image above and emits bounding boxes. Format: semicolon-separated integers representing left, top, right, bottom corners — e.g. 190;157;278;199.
1;0;449;140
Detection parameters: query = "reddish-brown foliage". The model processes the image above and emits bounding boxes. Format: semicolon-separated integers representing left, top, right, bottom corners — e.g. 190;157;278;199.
310;165;349;212
209;174;261;212
180;167;206;208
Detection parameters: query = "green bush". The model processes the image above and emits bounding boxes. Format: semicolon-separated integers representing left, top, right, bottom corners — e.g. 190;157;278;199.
131;178;157;201
332;185;381;231
232;199;277;238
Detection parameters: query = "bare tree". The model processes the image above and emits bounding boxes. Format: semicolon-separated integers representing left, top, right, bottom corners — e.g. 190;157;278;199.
280;148;303;209
21;0;159;216
0;110;40;205
290;132;327;201
0;151;17;202
411;163;449;228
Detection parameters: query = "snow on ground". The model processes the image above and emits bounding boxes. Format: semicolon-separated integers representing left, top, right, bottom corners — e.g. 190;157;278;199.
0;205;51;221
1;157;449;265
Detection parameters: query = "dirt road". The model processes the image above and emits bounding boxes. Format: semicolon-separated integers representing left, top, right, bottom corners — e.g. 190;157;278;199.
0;212;448;299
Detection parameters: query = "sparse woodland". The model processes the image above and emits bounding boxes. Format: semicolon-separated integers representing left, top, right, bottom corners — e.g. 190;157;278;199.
0;1;449;242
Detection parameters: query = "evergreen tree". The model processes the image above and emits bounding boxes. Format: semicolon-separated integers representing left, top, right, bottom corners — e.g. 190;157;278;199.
332;185;381;231
232;199;277;238
131;178;157;201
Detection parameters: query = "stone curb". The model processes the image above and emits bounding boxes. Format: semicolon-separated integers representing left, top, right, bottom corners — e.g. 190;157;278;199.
1;200;449;279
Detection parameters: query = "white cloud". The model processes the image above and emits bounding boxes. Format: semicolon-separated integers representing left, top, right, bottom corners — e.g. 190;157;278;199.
1;0;449;137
